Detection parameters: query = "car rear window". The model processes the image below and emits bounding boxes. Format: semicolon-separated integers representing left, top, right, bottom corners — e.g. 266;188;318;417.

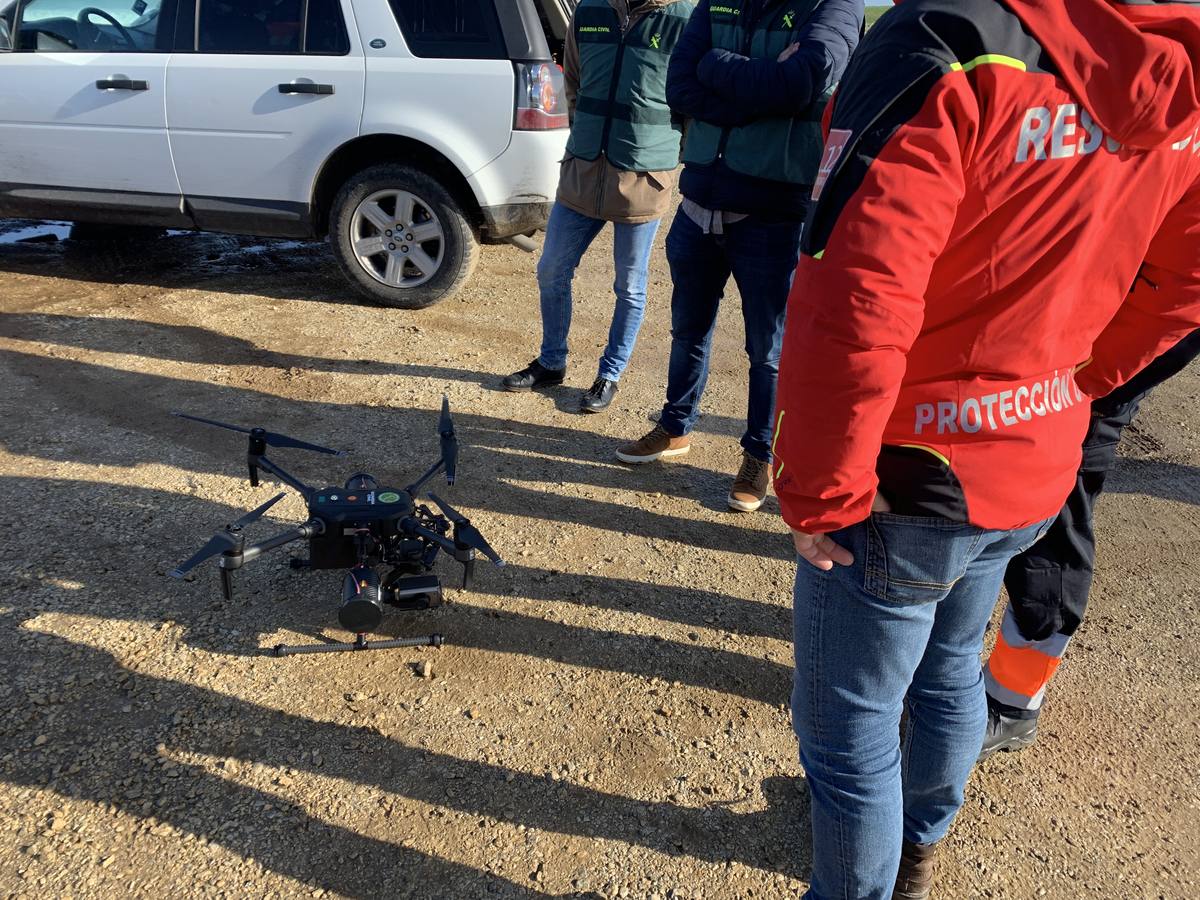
194;0;349;55
388;0;505;60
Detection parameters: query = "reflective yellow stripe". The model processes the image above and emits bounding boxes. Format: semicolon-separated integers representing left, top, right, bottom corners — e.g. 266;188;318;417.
953;54;1027;74
811;249;824;260
771;411;786;481
899;443;951;467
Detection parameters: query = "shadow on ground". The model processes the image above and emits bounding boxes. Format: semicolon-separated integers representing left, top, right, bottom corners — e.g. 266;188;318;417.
0;333;790;563
1107;457;1200;507
0;311;749;439
3;476;791;698
0;300;810;893
0;609;810;897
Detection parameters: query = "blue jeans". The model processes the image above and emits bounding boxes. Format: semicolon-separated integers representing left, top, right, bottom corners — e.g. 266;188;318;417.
536;202;660;382
658;209;803;461
792;513;1052;900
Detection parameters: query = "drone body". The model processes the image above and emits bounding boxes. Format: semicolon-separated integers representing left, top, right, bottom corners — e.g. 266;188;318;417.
170;397;503;656
307;484;414;567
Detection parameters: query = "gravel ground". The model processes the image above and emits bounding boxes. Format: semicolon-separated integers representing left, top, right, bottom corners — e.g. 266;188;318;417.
0;215;1196;900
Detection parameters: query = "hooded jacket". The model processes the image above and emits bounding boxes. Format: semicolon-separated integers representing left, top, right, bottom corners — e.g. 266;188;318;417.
773;0;1200;533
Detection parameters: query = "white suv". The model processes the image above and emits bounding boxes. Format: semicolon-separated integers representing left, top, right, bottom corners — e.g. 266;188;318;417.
0;0;570;308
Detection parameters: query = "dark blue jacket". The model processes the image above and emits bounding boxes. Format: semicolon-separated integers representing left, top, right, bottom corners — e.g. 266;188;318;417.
667;0;863;219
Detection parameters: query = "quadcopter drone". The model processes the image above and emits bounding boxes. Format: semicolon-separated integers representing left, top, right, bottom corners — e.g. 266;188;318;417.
169;396;504;656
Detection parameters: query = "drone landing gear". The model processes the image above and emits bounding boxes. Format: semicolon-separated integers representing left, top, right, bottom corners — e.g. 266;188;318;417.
273;632;444;657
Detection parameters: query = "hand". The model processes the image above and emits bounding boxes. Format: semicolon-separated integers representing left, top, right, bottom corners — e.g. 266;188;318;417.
790;493;892;570
791;529;854;571
778;42;800;62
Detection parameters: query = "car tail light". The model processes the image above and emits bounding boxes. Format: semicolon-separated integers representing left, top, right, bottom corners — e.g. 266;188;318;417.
514;62;568;131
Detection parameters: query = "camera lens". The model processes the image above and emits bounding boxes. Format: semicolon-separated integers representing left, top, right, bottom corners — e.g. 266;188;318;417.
339;565;383;632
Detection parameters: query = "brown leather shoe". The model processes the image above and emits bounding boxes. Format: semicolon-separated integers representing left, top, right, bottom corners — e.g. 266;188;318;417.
615;424;690;463
893;840;937;900
727;451;770;512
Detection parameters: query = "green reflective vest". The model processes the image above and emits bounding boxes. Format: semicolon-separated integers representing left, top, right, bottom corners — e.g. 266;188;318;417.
682;0;830;185
566;0;695;173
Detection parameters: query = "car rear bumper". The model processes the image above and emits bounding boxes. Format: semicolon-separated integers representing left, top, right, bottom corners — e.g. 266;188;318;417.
480;201;554;240
469;129;567;239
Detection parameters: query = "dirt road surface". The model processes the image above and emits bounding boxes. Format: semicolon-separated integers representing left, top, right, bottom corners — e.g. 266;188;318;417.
0;217;1196;899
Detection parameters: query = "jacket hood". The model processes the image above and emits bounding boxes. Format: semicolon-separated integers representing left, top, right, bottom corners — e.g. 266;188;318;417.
1005;0;1200;148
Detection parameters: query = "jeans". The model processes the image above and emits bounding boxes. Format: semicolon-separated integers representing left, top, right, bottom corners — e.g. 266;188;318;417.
792;513;1052;900
990;326;1200;714
536;202;660;382
658;209;803;461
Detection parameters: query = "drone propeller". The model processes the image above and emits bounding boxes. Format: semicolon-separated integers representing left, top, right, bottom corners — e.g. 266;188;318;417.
427;492;504;567
172;411;345;457
438;394;458;486
169;492;286;578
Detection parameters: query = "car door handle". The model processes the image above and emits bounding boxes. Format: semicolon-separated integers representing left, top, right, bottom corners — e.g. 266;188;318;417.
278;82;335;95
96;78;149;91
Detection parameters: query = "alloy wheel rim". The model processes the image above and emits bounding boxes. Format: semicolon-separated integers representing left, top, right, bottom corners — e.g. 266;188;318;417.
350;189;445;289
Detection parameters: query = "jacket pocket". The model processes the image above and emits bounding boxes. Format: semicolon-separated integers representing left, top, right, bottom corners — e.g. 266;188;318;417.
644;169;677;192
864;513;983;605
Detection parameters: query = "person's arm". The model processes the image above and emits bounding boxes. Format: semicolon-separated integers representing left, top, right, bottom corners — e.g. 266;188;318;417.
1075;183;1200;398
665;0;757;128
695;0;862;119
562;8;581;121
773;52;980;565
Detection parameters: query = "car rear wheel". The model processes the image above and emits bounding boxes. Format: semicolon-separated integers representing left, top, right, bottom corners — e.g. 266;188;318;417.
329;164;478;309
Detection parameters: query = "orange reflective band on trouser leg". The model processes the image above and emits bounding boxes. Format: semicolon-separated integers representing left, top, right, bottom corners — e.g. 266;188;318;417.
986;630;1062;707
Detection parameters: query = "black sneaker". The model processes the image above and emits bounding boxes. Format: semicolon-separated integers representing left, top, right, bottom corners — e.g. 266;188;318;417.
502;359;565;393
978;698;1039;761
579;377;617;413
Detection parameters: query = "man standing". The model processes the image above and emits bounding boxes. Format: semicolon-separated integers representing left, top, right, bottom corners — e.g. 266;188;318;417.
615;0;862;513
503;0;694;414
771;1;1200;897
982;328;1200;757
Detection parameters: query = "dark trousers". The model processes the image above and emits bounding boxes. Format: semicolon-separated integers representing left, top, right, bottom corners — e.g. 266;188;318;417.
988;328;1200;716
658;209;803;462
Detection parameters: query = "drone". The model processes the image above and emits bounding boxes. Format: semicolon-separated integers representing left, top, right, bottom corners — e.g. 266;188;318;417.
169;396;504;656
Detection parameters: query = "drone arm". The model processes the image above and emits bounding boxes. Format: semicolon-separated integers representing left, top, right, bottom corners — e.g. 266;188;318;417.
232;519;324;566
404;458;445;497
402;518;457;554
254;454;315;498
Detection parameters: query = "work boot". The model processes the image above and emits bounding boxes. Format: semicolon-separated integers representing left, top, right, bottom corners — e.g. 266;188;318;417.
579;377;617;413
893;840;937;900
502;359;565;392
727;451;770;512
978;698;1039;761
616;424;690;463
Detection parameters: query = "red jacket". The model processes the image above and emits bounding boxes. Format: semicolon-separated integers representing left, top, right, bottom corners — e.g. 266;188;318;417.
774;0;1200;533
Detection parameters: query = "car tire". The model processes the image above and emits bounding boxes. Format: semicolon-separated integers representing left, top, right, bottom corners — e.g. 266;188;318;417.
329;164;479;309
